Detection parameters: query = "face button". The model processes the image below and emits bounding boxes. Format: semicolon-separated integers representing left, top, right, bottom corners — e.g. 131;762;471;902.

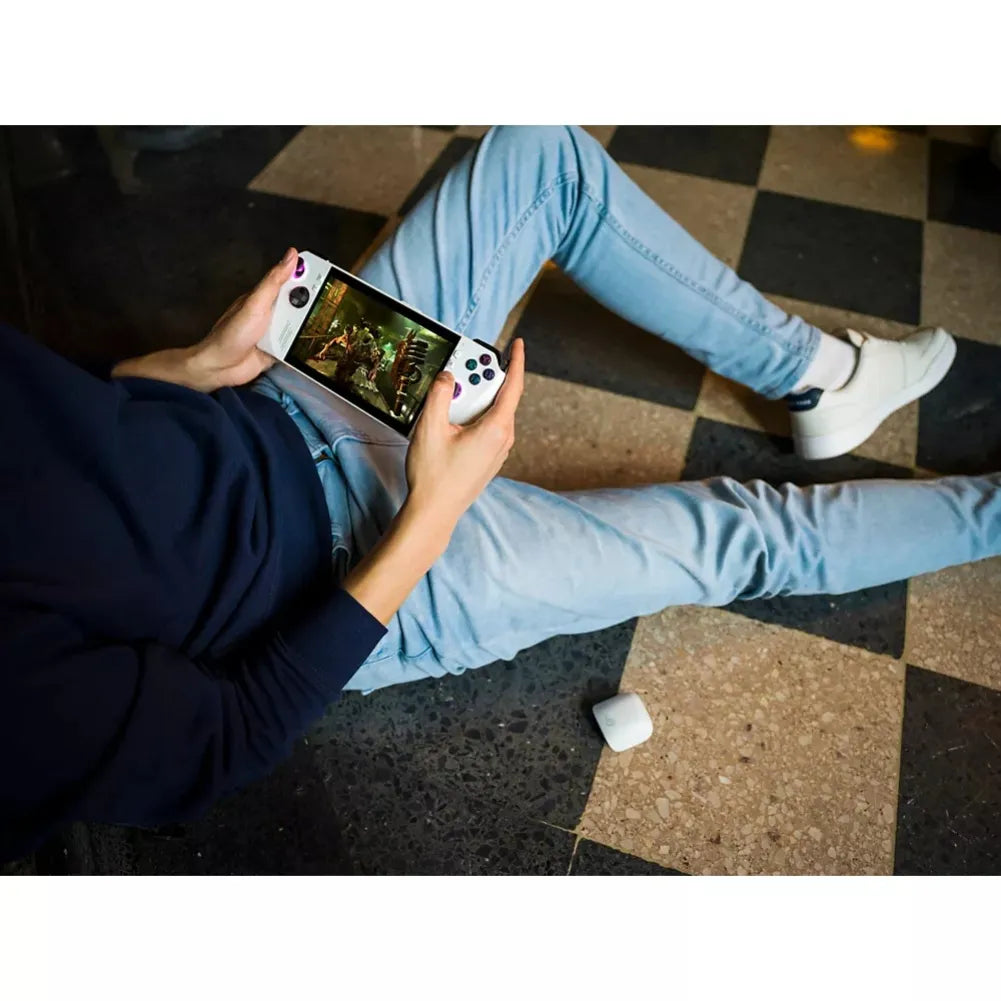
294;256;306;279
465;358;478;371
468;372;481;386
289;286;310;308
479;353;492;365
482;368;496;381
452;382;463;399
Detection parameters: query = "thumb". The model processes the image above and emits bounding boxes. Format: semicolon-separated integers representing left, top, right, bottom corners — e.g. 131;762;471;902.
247;247;298;313
421;371;456;429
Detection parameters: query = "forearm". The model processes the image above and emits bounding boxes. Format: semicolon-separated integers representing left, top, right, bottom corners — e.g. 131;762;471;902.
111;345;222;393
342;497;455;626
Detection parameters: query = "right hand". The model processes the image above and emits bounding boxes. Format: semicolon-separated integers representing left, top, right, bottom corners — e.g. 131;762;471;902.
405;338;526;537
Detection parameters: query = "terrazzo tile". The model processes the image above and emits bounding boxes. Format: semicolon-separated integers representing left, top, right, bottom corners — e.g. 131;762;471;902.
759;126;927;220
307;620;639;831
921;221;1001;346
906;558;1001;692
501;372;694;492
894;666;1001;875
682;417;912;657
249;125;451;218
739;191;923;324
570;838;684;875
127;743;576;876
0;855;36;876
607;126;770;186
916;335;1001;475
513;268;707;411
579;606;905;875
620;164;755;268
582;126;617;147
765;293;916;343
398;135;478;216
695;369;790;437
928;138;1001;235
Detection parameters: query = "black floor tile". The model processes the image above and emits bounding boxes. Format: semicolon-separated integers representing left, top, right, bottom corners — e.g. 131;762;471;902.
739;191;923;324
0;855;35;876
606;126;769;186
513;269;707;411
682;418;913;656
928;139;1001;235
14;170;386;369
122;743;576;875
894;666;1001;875
916;336;1001;475
308;620;638;831
398;135;478;216
571;839;685;875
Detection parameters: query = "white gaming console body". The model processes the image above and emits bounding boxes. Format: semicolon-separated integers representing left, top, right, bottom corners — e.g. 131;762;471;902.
258;251;506;435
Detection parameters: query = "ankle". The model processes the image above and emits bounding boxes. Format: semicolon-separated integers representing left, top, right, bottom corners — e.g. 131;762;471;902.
791;332;859;394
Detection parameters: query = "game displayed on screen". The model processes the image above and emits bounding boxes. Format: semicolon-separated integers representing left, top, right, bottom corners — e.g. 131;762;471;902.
289;276;455;431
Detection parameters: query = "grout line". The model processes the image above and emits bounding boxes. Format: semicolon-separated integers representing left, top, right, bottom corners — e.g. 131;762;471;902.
566;832;584;875
536;818;579;836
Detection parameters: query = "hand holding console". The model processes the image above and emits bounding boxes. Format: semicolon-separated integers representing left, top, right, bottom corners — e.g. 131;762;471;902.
258;250;507;435
341;337;525;626
406;337;525;530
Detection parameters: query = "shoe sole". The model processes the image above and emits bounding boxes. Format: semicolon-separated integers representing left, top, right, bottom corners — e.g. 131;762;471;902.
793;328;957;461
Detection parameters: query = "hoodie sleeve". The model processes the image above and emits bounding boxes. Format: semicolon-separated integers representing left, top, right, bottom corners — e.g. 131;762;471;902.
0;588;385;862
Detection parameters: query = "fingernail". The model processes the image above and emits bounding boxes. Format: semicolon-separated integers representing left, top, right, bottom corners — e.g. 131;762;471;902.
280;247;295;266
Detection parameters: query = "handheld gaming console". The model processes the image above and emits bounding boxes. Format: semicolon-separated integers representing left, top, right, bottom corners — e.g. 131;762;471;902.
258;250;507;438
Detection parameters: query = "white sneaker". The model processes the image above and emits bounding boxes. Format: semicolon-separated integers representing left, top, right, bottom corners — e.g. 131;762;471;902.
788;327;957;461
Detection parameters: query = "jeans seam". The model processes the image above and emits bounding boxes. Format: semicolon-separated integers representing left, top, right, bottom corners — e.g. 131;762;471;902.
577;182;816;397
327;433;407;450
454;170;580;334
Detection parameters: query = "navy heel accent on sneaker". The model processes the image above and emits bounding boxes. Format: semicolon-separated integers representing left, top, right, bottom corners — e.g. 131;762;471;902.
785;387;824;412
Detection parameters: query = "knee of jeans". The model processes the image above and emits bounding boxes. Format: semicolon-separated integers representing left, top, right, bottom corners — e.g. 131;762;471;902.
481;124;579;168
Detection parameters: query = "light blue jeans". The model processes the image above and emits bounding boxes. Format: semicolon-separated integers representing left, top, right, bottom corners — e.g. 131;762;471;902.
255;126;1001;692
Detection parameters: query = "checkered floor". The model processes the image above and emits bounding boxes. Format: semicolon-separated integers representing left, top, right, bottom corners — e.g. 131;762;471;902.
3;125;1001;875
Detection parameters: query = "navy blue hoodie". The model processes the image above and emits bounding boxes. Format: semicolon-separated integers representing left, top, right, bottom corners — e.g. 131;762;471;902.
0;324;386;861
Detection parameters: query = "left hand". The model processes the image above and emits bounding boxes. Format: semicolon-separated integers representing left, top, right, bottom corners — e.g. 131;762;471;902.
190;246;299;389
111;247;298;392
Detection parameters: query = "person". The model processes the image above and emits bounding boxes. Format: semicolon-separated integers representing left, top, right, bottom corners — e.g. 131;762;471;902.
1;126;996;863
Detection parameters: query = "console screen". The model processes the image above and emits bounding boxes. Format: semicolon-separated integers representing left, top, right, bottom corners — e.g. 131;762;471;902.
287;272;457;434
